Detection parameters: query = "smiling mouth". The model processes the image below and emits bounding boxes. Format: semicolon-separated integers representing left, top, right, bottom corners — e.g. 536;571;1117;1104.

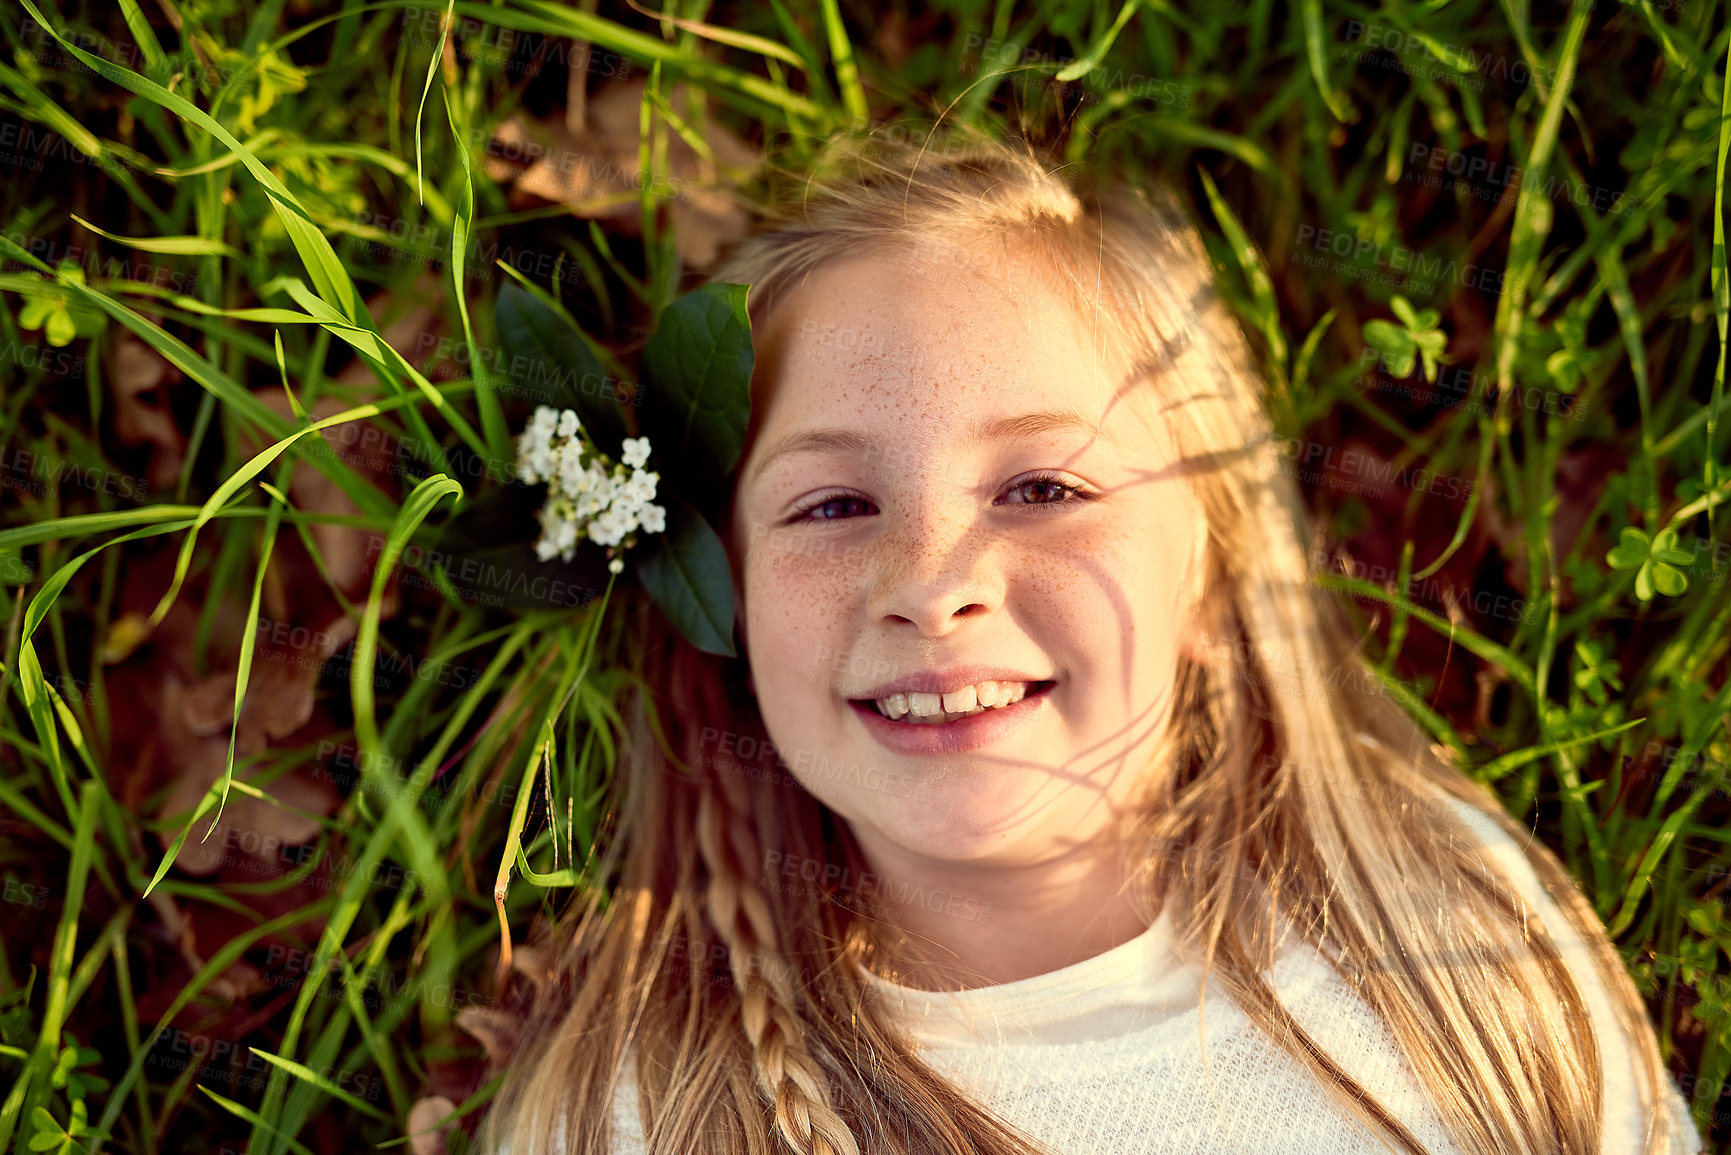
850;680;1057;725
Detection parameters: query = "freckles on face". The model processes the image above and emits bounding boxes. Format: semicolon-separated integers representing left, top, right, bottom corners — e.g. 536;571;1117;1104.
725;244;1204;863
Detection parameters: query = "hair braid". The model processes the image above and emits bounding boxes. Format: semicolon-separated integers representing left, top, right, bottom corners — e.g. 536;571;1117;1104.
689;668;862;1155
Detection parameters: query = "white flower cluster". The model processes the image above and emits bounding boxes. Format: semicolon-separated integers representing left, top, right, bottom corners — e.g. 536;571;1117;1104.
514;406;667;573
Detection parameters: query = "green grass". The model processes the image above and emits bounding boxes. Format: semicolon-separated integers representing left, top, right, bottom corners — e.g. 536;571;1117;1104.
0;0;1728;1150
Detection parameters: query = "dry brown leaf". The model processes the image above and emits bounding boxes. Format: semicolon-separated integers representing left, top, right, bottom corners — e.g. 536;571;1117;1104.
149;668;341;876
489;78;759;270
452;939;555;1078
454;1004;520;1072
408;1096;458;1155
107;331;187;492
113;276;457;880
103;551;344;877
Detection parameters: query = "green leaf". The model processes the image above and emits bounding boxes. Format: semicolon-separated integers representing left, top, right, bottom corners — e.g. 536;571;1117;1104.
1605;526;1650;570
1299;0;1347;121
817;0;869;123
640;282;754;505
443;86;510;469
1651;562;1688;597
27;1108;62;1152
1365;297;1447;383
46;309;75;347
1545;347;1582;391
1473;717;1646;784
247;1047;392;1122
634;494;737;657
1413;330;1448;382
1651;528;1694;566
19;296;55;331
197;1084;317;1155
1197;169;1287;367
68;214;243;257
15;0;365;325
493;281;628;451
1363;320;1417;378
1056;0;1142;83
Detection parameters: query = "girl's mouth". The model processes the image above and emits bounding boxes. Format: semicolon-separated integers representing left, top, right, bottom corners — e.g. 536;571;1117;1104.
853;679;1056;724
846;681;1056;755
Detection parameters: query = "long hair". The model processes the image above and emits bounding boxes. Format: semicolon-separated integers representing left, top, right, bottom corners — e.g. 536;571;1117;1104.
479;130;1676;1155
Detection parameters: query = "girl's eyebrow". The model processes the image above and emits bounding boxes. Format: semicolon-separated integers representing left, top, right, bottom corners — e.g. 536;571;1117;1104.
745;409;1115;487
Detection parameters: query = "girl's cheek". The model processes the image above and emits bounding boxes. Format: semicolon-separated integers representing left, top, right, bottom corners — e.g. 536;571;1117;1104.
746;536;862;642
755;528;868;589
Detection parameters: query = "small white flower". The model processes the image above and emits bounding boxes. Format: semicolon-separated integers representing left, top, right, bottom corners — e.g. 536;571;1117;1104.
516;414;672;565
622;468;658;504
557;448;587;495
621;436;652;470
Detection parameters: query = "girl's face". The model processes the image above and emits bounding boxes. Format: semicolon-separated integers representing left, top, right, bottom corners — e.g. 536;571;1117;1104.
728;243;1206;873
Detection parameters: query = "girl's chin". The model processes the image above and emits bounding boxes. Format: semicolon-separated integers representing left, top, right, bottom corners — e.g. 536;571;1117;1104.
839;775;1066;859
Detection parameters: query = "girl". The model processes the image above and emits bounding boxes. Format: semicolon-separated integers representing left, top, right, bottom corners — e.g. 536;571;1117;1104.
480;133;1701;1155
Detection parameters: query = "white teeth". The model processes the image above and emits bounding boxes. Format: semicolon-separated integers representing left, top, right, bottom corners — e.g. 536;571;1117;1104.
871;680;1037;722
906;692;942;716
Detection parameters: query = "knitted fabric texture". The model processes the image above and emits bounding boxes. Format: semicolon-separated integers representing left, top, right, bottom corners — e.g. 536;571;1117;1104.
577;797;1701;1154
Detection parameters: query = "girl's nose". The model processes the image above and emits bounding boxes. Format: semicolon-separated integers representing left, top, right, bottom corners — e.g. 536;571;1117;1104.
865;495;1004;636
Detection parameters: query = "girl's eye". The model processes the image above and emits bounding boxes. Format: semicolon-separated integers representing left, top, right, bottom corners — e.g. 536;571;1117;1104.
792;493;875;521
788;473;1092;523
997;472;1093;508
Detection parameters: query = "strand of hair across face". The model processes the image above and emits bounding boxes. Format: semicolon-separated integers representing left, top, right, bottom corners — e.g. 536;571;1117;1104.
687;652;862;1155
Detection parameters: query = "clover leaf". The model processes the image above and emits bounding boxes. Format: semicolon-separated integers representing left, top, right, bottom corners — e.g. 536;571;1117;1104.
1544;305;1591;393
1605;525;1694;601
49;1035;109;1102
27;1099;102;1155
19;263;105;348
1571;639;1623;707
1362;294;1448;382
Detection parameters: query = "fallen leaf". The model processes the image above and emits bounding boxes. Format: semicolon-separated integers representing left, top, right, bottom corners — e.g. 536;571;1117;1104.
453;939;553;1078
408;1096;458;1155
488;78;759;270
102;548;344;878
107;331;187;492
147;669;341;876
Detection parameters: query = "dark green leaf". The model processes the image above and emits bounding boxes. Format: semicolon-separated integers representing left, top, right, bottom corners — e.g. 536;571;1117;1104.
494;281;631;451
634;493;737;658
640;282;753;503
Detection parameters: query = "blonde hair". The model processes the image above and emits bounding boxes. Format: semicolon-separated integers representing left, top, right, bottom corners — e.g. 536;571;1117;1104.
479;130;1677;1155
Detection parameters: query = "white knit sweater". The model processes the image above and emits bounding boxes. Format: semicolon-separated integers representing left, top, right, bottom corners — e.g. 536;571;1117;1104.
592;798;1701;1154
